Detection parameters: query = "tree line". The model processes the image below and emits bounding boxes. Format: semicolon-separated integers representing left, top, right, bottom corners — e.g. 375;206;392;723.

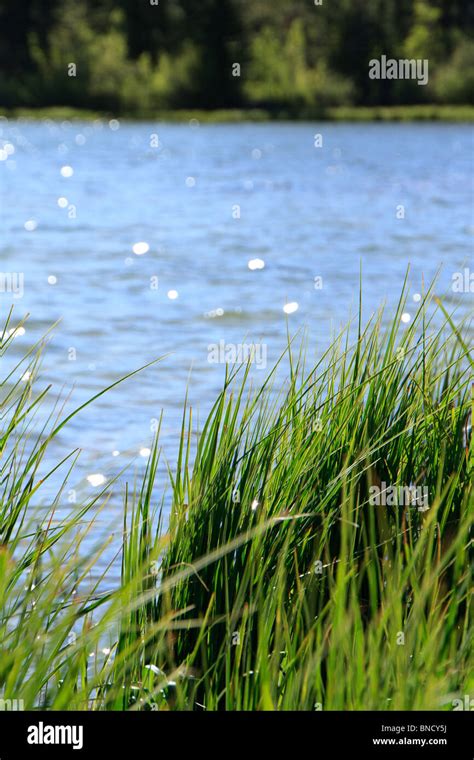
0;0;472;112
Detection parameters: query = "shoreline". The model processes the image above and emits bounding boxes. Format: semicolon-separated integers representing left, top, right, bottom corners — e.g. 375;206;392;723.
2;104;473;123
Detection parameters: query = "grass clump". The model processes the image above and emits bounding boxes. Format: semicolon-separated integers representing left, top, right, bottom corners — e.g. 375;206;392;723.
0;285;472;710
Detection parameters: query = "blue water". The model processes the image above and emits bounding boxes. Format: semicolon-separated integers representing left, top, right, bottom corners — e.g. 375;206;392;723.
1;118;472;576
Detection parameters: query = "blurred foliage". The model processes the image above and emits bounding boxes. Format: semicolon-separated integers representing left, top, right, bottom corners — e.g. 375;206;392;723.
244;20;354;109
433;40;474;104
0;0;472;112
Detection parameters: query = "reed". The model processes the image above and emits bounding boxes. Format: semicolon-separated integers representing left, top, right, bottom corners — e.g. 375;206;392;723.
0;283;471;710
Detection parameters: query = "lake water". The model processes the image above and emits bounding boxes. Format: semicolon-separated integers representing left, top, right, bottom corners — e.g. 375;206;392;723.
1;119;472;576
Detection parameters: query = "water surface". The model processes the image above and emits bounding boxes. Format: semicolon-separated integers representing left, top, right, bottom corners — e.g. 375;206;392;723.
1;119;472;574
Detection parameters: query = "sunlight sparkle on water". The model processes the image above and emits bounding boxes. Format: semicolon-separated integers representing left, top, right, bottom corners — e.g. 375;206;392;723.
205;308;224;318
248;258;265;270
283;302;299;314
60;165;74;178
132;242;149;255
87;474;107;487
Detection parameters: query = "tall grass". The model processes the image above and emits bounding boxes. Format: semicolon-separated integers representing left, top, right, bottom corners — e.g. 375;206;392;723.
0;284;472;711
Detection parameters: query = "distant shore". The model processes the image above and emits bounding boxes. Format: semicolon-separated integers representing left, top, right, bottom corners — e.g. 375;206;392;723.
2;104;473;123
